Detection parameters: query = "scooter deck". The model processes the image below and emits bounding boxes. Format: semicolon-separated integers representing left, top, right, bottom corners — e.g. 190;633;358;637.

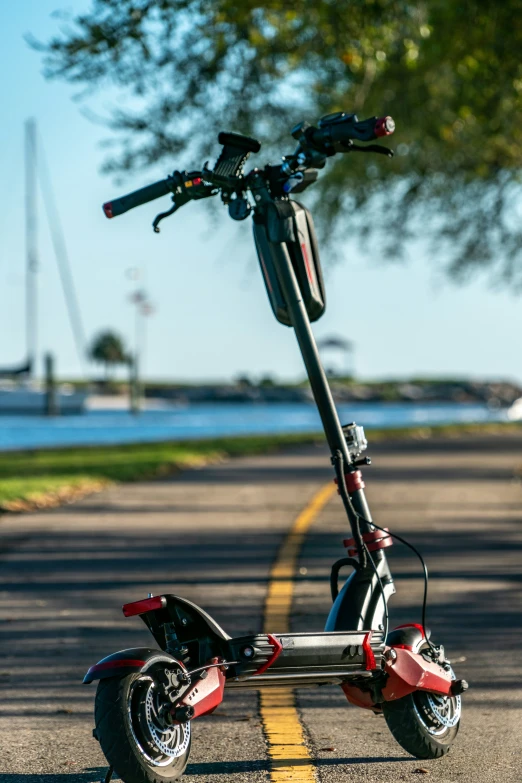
226;630;385;688
122;593;386;688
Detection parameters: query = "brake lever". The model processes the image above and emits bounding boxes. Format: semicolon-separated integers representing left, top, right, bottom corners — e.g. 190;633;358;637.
351;144;394;158
153;170;217;232
153;194;190;233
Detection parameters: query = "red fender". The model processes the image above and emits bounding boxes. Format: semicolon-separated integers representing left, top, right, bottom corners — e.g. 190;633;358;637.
83;648;180;685
382;647;453;701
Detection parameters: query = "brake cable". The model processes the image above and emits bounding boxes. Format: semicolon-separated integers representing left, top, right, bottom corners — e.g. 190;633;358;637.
333;448;438;657
366;520;439;657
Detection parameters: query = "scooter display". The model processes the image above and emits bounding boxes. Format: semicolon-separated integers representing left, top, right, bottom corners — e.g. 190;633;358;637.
87;112;468;782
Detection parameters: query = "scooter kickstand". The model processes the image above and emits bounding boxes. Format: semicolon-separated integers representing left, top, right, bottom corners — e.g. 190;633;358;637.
101;765;113;783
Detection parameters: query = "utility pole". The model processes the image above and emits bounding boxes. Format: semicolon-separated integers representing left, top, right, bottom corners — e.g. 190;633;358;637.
127;268;155;414
45;352;59;416
25;118;38;375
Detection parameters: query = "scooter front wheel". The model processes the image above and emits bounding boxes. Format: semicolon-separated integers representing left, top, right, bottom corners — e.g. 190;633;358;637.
94;669;191;782
382;688;461;759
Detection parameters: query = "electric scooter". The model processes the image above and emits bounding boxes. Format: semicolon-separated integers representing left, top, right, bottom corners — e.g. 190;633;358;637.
86;112;468;782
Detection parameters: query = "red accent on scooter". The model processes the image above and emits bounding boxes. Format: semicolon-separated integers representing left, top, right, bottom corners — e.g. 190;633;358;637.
103;202;113;218
175;658;226;720
375;116;395;137
382;648;453;701
341;682;380;711
362;631;376;670
85;658;146;680
395;623;425;635
254;634;283;675
122;596;167;617
301;243;314;285
392;623;426;650
334;470;365;494
343;528;393;557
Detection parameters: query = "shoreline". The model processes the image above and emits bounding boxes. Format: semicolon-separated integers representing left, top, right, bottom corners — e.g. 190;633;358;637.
0;421;520;514
0;400;515;453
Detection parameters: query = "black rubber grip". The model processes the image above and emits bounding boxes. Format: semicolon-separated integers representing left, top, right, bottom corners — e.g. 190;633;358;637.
103;178;172;219
311;115;395;150
331;116;395;143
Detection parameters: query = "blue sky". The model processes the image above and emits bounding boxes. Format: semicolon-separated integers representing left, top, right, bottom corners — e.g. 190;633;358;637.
1;1;521;383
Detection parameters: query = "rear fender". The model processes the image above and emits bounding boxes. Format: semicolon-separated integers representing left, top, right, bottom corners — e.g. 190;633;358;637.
83;648;182;685
122;594;231;654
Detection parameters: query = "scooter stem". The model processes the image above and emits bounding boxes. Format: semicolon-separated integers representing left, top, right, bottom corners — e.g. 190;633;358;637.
272;242;374;534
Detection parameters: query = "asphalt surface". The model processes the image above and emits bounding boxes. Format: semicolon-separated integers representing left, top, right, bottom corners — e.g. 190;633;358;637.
0;434;521;783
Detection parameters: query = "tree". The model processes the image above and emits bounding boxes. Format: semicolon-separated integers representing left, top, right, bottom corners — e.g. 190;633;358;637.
35;1;522;286
89;330;128;379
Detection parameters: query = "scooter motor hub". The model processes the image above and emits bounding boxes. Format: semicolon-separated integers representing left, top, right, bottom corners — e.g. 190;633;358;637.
413;690;462;735
128;675;191;766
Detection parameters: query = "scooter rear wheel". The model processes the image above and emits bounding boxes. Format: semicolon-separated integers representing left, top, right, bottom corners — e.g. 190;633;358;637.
382;688;461;759
94;669;191;782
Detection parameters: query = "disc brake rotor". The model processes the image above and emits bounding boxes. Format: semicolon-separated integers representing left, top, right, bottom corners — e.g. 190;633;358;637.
128;675;191;767
426;692;461;728
413;662;462;737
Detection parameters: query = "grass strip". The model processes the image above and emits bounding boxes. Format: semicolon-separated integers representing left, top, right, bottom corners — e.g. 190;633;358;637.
0;421;519;512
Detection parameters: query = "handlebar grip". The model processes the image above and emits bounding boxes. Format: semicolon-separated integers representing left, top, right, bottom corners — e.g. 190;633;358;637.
328;116;395;145
103;178;172;219
312;113;395;150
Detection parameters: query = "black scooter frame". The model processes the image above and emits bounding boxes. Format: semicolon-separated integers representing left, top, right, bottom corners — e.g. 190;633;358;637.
250;175;396;635
85;194;398;693
90;118;467;779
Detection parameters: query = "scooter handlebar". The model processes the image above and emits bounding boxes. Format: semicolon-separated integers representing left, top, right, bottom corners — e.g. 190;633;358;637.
103;178;173;219
102;112;396;224
310;113;395;151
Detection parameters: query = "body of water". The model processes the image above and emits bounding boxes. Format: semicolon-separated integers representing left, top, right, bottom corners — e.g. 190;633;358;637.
0;401;509;451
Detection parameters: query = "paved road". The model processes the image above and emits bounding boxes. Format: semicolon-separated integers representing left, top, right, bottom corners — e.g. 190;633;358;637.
0;435;521;783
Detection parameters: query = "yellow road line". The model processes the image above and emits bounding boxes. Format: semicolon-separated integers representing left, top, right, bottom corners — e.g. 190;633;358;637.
260;482;336;783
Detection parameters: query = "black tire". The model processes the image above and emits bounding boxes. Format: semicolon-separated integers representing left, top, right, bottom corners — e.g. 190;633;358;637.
94;672;191;783
382;690;460;759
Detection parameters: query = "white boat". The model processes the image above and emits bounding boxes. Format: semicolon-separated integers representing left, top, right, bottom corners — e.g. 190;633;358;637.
507;397;522;421
0;381;86;415
0;120;87;415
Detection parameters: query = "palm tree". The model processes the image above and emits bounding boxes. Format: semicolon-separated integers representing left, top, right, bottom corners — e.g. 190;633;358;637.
89;331;128;380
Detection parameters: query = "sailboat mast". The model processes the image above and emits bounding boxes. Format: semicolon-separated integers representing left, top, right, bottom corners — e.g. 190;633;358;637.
25;118;38;376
